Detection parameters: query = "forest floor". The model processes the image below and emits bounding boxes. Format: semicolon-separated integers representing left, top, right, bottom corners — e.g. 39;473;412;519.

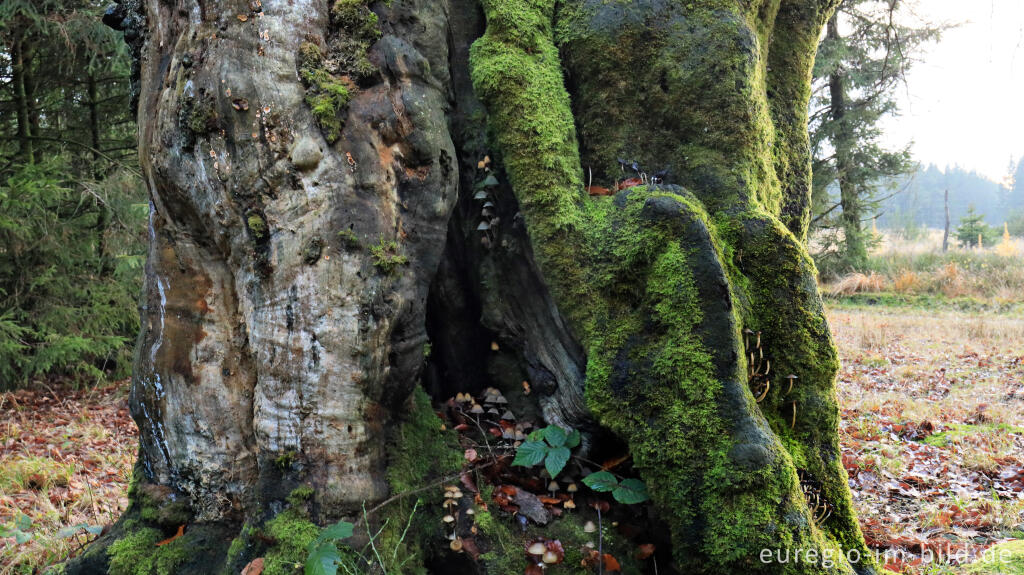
830;299;1024;574
0;382;136;574
1;303;1023;574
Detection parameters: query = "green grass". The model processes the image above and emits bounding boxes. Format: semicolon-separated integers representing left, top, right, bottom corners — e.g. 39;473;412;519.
923;423;1024;448
825;292;1024;315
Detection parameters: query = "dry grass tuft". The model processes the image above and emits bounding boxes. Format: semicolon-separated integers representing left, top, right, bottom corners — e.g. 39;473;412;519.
828;272;888;296
892;270;922;294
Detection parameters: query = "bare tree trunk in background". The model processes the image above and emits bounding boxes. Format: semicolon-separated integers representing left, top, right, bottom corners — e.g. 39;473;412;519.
943;189;951;252
69;0;879;573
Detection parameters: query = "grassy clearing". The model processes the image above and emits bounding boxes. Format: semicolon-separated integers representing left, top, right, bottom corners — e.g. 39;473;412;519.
0;382;137;574
831;305;1024;573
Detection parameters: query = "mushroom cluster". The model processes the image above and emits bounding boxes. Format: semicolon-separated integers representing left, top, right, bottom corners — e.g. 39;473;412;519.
443;484;476;552
744;328;772;403
525;538;565;568
473;160;500;248
797;469;834;525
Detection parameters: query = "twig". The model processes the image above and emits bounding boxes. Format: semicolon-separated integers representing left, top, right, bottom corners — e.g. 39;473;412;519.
362;503;388;575
597;505;604;575
571;454;630;480
391;499;420;565
459;406;496;459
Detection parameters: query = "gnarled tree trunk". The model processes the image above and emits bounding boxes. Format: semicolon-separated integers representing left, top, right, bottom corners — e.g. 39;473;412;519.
71;0;876;573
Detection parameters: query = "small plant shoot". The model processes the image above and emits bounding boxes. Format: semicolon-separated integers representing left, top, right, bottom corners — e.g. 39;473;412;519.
304;519;354;575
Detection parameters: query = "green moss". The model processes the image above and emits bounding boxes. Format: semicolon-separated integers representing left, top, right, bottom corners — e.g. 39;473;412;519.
132;484;193;530
286;485;315;506
107;528;189;575
247;214;267;241
302;236;324;265
274;451;296;471
372;387;461;574
370;239;408;275
186;98;217;135
263;509;321;575
471;0;872;571
331;0;380;39
107;529;161;575
225;535;245;565
337;229;361;251
297;42;350;143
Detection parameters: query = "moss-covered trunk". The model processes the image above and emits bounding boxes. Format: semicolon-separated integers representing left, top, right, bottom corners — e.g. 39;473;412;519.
71;0;876;573
469;0;875;572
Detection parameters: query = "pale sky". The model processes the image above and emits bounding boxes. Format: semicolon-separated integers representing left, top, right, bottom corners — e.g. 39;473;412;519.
880;0;1024;183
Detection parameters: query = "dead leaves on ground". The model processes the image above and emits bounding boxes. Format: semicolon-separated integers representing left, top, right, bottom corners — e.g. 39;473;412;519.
831;308;1024;573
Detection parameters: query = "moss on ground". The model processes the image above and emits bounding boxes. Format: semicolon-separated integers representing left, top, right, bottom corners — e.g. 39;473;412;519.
375;387;462;574
262;509;321;575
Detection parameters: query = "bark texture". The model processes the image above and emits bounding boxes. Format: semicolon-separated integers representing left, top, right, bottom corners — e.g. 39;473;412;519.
68;0;876;573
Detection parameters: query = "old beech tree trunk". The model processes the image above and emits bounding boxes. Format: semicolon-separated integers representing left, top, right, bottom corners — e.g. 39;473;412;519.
72;0;878;573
